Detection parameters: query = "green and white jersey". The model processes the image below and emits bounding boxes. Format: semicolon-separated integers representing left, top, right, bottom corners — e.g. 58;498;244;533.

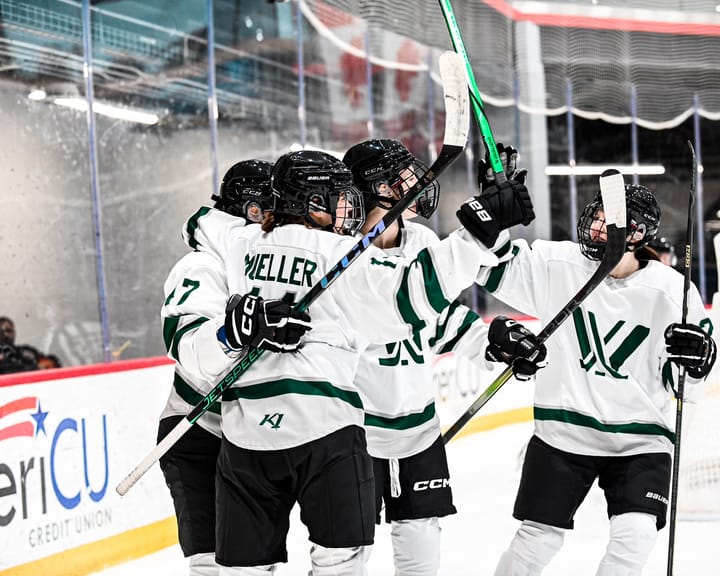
160;208;246;438
161;248;229;438
477;238;714;457
173;209;499;451
358;220;494;459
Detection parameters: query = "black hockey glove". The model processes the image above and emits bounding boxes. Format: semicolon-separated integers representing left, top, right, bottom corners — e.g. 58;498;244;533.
224;293;311;353
486;316;547;381
665;322;717;379
477;143;528;193
456;180;535;246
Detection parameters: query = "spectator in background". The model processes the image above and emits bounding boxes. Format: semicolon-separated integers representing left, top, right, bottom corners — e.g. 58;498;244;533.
0;317;16;346
0;317;36;373
648;236;678;267
37;353;62;369
0;316;62;373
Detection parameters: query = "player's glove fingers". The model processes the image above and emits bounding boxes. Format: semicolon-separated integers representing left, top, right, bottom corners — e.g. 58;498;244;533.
259;301;312;352
665;323;707;363
664;322;717;378
458;180;534;246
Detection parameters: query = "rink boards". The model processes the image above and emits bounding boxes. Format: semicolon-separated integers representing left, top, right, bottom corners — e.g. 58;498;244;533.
0;318;557;576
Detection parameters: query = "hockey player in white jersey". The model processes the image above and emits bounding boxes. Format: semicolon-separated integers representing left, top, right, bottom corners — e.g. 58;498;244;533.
159;160;310;576
172;149;538;575
478;146;717;576
342;139;546;576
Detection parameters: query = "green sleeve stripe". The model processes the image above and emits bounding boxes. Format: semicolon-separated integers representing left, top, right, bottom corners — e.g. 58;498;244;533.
482;245;520;293
494;240;512;258
169;317;209;361
415;248;450;313
396;248;450;332
364;402;436;430
534;407;675;443
661;360;675;392
184;206;212;250
437;309;480;354
428;300;463;347
163;316;180;353
222;378;363;409
173;371;221;414
397;266;427;332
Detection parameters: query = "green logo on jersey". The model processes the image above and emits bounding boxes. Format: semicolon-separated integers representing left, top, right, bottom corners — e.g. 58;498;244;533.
379;332;425;367
260;413;284;429
573;308;650;379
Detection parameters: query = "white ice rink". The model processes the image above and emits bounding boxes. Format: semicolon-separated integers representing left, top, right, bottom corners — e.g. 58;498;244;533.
90;421;719;576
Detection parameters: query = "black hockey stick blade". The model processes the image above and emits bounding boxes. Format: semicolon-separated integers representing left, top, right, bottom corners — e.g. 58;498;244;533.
442;169;627;444
115;51;470;496
666;140;697;576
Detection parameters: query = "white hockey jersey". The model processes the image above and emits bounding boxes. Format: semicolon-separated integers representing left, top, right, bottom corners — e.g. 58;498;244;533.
172;209;499;451
357;220;494;459
477;237;714;457
159;209;241;438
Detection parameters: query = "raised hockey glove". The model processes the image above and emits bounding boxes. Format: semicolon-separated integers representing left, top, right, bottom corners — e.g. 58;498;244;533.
223;293;311;353
665;322;717;379
456;180;535;246
486;316;547;381
477;142;528;193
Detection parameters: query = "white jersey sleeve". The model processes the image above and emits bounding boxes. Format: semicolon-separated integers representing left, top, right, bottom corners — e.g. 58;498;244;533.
160;249;230;436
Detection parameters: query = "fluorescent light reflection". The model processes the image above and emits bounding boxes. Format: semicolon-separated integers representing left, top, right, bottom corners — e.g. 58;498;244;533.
289;142;344;159
545;164;665;176
53;97;159;125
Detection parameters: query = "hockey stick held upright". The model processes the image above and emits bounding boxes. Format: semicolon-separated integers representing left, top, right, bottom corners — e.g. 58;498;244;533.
437;0;506;184
665;141;697;576
442;169;628;444
115;51;470;497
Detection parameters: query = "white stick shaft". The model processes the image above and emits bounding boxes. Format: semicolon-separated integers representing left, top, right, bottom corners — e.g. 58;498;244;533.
115;417;192;496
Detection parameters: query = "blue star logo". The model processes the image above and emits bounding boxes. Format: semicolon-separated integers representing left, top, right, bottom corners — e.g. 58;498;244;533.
31;402;49;437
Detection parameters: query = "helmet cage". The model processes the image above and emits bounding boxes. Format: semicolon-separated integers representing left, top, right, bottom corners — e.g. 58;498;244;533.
344;139;440;219
334;186;366;236
382;159;439;219
577;184;661;261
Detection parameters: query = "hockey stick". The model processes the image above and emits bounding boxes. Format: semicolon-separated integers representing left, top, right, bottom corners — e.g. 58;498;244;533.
437;0;506;184
666;141;697;576
442;169;627;444
115;51;470;496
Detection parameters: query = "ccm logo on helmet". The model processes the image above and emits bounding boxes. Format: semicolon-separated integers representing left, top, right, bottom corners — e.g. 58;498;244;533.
467;199;492;222
413;478;450;491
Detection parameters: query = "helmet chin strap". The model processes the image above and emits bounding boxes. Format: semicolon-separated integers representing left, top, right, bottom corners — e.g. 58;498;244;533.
305;211;333;232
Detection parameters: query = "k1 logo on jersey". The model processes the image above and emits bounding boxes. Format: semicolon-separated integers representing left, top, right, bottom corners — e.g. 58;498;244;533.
260;413;284;429
573;308;650;379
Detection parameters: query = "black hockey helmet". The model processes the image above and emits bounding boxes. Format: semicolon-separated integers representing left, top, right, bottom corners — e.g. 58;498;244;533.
342;139;440;219
648;236;674;253
270;150;365;235
212;159;274;222
648;236;678;266
577;183;661;261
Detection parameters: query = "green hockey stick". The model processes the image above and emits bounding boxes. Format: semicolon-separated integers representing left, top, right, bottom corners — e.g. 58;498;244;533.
438;0;507;184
